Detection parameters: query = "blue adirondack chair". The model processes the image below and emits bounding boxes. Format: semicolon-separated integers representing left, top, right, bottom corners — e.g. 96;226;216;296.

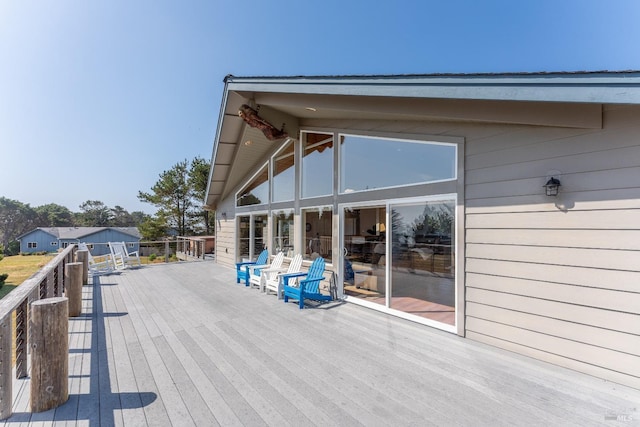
282;257;331;309
236;249;268;286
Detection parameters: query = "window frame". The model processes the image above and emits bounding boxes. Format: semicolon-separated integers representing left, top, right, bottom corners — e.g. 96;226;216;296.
271;138;296;204
301;205;334;265
235;161;270;207
338;133;458;195
300;131;334;200
271;209;295;258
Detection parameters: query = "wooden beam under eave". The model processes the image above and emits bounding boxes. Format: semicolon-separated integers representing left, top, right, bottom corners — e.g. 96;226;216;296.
254;93;603;129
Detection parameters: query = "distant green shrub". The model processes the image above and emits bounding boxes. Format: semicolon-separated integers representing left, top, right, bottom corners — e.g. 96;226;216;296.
148;253;157;261
0;273;8;287
20;251;49;256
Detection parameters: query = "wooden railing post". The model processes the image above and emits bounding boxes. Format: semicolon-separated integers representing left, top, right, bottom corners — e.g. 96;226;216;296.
46;270;55;298
165;240;170;263
75;250;89;285
0;315;12;420
65;263;83;317
0;245;75;419
30;297;69;413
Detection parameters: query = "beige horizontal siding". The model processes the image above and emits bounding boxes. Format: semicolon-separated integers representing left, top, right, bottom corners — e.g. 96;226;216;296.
467;258;639;293
467;243;640;272
464;104;640;389
466;302;640;357
215;219;235;268
466;273;640;315
467;228;640;250
467;118;640;171
466;287;640;336
466;187;640;213
467;144;640;185
467;209;640;229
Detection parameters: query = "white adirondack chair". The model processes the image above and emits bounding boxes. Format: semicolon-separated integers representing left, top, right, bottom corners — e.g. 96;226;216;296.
264;253;303;297
77;242;114;275
109;241;141;269
248;252;284;289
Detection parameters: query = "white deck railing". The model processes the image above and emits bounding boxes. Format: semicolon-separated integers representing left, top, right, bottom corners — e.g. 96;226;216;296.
0;245;76;419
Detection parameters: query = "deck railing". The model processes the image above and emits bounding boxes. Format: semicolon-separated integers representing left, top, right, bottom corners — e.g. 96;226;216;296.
176;236;215;261
0;244;76;419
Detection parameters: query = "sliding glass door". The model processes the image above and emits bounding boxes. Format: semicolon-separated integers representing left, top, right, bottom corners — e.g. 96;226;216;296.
341;196;456;328
237;213;268;262
389;199;455;326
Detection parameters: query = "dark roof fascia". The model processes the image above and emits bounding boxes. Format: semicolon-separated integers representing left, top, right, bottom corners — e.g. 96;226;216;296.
204;78;232;209
224;71;640;104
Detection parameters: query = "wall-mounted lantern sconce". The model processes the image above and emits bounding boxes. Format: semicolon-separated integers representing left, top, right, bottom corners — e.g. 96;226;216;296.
543;177;561;197
221;212;227;220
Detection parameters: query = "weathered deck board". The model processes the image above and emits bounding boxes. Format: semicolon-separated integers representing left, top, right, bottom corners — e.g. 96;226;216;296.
1;261;639;426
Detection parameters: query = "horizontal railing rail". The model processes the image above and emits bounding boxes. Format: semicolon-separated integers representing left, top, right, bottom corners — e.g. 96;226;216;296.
0;244;76;419
176;236;215;260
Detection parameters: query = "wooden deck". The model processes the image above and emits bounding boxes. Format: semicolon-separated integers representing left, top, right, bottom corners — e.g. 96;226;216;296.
3;261;639;426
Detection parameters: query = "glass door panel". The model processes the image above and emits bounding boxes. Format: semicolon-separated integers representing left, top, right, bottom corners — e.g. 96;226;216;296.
302;207;333;264
254;215;267;255
273;211;294;257
238;216;250;261
342;206;387;305
390;200;455;325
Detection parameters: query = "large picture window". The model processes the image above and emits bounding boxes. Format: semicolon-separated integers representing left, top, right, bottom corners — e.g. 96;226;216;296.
272;139;295;202
301;132;333;198
340;135;456;194
237;163;269;206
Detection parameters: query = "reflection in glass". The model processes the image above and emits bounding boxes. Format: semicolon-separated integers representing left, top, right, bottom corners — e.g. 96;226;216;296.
237;164;269;206
272;140;295;202
340;135;456;193
253;215;267;255
238;216;250;261
302;132;333;198
302;207;333;264
342;206;386;305
390;199;455;326
272;211;294;257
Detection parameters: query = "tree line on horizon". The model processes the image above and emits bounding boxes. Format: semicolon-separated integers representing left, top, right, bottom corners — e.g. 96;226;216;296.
0;157;215;256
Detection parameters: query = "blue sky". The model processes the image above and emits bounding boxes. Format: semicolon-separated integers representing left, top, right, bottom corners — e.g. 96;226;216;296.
1;0;639;214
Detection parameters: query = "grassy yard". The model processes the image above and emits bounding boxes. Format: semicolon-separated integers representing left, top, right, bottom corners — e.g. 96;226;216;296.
0;253;178;300
0;254;53;299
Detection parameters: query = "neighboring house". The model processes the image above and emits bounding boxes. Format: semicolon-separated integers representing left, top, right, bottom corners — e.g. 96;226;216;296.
18;227;141;256
204;71;640;389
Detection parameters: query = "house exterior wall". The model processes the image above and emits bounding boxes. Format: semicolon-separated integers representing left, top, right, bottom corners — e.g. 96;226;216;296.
464;104;640;389
215;103;640;388
19;230;58;253
80;229;140;256
215;214;236;267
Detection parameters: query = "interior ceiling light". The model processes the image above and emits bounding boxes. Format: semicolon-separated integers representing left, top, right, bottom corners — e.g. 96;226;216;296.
305;107;317;112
